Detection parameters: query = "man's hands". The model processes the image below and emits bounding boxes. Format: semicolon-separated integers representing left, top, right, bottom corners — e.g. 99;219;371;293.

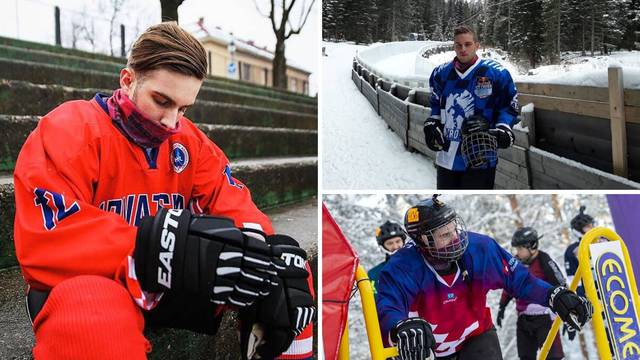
391;318;436;360
489;125;514;149
549;286;593;331
239;235;315;359
134;208;279;307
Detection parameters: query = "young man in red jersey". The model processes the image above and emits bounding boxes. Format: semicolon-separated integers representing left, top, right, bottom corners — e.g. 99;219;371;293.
14;22;314;359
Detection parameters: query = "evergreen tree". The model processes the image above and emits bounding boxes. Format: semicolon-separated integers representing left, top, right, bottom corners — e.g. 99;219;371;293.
512;0;546;67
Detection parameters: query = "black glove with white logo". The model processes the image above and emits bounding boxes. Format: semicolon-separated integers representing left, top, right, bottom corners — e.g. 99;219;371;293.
239;235;315;359
548;286;593;331
461;114;490;136
423;118;446;152
489;124;514;149
562;323;577;341
391;317;435;360
134;208;279;307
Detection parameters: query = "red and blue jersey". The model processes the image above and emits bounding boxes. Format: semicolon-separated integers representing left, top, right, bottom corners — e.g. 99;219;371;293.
376;232;552;357
429;59;518;171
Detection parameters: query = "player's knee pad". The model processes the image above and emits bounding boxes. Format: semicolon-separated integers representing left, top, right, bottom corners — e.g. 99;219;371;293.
32;275;149;360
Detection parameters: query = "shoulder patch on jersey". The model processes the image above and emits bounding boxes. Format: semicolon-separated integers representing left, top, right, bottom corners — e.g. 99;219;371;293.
223;164;245;189
171;143;189;173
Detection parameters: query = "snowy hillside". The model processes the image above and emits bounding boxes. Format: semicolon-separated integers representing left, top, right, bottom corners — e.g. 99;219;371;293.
321;42;436;190
324;194;611;359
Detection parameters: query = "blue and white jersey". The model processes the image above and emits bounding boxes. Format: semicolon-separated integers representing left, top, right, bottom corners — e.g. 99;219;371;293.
429;59;519;171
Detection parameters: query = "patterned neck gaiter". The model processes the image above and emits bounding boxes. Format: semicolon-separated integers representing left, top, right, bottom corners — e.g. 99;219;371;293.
453;55;479;73
106;88;180;148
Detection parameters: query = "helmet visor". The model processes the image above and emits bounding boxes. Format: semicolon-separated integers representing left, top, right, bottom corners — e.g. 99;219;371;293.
420;217;468;261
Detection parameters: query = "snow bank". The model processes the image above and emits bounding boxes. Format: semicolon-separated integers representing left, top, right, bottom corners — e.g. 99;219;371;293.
516;51;640;89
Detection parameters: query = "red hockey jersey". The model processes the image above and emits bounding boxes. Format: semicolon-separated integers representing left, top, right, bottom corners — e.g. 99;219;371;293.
14;95;274;309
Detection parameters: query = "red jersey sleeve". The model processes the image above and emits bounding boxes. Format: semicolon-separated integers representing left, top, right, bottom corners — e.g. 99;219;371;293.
188;128;274;235
13;102;161;310
14;103;136;291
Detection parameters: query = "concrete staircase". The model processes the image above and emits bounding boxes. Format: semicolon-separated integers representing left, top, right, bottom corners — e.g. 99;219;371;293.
0;36;317;358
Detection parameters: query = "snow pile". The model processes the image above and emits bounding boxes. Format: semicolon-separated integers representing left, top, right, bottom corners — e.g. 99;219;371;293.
321;41;436;190
517;52;640;89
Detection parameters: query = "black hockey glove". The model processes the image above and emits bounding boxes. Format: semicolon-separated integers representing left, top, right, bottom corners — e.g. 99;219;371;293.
548;286;593;331
239;235;315;359
489;124;515;149
391;317;436;360
134;208;279;307
562;323;577;341
461;115;490;136
423;118;446;152
496;305;505;328
496;295;512;328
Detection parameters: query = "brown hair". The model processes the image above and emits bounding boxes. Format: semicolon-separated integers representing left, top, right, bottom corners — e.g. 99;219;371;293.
127;22;207;80
453;25;478;42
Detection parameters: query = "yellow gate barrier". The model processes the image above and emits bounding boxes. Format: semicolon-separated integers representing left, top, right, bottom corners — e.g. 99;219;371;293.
538;227;640;360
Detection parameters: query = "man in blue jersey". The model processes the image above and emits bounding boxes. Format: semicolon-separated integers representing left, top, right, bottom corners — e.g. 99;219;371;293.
423;26;518;189
376;195;593;360
368;220;407;294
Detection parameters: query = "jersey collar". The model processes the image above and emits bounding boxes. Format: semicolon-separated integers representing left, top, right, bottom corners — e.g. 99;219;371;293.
454;59;481;80
423;258;461;288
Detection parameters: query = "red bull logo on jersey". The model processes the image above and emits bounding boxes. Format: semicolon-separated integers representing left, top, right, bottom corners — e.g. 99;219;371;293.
595;251;640;357
474;76;492;98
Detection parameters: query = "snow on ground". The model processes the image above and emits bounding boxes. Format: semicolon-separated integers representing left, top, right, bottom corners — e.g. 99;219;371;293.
321;42;436;190
374;51;420;78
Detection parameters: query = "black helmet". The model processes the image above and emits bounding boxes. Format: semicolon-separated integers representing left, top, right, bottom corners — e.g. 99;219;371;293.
376;221;406;245
571;206;594;234
511;227;541;250
404;195;468;263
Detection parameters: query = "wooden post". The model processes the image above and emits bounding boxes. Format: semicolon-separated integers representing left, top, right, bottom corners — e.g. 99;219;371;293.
120;24;125;57
608;66;628;177
54;6;61;46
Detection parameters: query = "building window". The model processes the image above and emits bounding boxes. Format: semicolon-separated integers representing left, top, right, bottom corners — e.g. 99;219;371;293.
291;78;297;92
264;68;269;86
303;80;308;95
241;62;252;81
207;51;212;75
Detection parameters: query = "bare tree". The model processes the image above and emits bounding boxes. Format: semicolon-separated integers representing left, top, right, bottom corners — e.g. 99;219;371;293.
550;194;570;244
160;0;184;23
254;0;316;90
104;0;127;56
507;195;524;229
70;17;83;49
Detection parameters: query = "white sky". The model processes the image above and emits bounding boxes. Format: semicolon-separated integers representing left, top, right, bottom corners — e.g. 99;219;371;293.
0;0;319;94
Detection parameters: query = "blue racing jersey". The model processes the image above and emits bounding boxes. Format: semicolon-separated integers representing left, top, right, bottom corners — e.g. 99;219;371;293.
376;232;552;356
429;59;519;171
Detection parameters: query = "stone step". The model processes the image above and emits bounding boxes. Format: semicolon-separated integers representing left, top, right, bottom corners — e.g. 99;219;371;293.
0;114;317;172
0;35;315;104
0;57;317;114
0;156;317;269
0;80;317;130
0;197;317;360
0;57;317;107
